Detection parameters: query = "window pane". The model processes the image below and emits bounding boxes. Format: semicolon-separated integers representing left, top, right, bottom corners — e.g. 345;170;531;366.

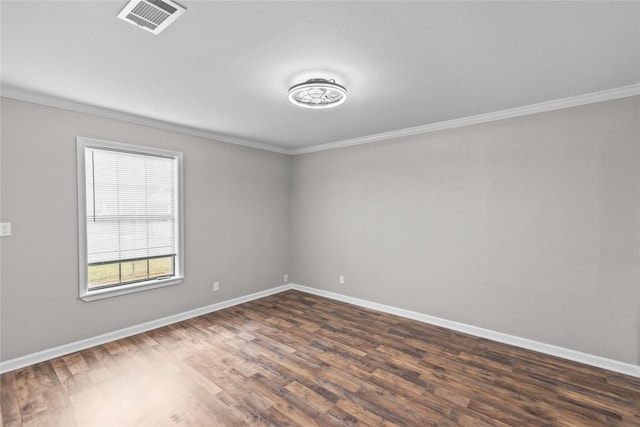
119;220;152;260
149;256;174;278
121;259;149;283
88;263;120;289
86;220;120;264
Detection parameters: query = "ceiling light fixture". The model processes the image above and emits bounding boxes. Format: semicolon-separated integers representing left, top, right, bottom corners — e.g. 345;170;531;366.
288;78;348;109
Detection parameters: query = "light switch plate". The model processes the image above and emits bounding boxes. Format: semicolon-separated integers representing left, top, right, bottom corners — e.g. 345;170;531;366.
0;223;11;237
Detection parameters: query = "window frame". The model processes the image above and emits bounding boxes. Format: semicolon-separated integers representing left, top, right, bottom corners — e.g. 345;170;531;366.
77;136;184;302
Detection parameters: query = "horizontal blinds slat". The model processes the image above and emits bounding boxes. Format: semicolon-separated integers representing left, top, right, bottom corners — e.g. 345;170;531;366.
89;215;174;221
85;147;177;264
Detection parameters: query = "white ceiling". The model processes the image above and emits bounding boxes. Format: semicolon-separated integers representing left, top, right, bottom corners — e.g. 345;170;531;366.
1;1;639;153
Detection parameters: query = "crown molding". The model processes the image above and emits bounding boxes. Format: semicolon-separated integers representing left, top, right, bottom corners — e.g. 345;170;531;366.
0;85;292;155
3;83;638;156
292;83;640;155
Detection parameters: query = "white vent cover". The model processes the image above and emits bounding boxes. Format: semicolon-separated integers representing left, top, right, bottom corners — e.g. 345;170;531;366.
117;0;185;35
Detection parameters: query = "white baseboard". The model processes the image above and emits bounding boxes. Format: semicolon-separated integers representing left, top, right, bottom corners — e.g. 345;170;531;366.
289;284;640;378
2;283;638;378
0;285;291;374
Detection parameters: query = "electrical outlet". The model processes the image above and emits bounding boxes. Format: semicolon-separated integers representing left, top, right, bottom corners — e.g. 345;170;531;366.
284;274;289;283
0;223;12;237
213;281;220;292
339;275;345;284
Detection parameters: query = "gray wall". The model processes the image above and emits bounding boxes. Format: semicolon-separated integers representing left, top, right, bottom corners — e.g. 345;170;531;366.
2;95;639;366
0;98;291;361
291;96;640;364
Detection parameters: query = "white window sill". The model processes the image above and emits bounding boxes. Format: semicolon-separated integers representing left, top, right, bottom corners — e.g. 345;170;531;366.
79;277;183;302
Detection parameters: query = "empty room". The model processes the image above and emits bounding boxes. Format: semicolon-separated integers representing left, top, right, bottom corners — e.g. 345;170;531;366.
1;1;639;426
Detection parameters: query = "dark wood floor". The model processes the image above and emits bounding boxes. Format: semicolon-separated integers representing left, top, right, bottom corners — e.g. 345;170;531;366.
1;290;639;426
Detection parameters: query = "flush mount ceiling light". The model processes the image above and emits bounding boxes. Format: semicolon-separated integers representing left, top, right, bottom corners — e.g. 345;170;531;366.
288;78;348;109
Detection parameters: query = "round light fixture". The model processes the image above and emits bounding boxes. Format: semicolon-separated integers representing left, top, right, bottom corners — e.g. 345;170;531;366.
288;78;348;109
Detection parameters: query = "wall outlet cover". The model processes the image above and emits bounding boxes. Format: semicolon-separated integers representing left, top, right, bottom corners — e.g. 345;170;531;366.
0;223;12;237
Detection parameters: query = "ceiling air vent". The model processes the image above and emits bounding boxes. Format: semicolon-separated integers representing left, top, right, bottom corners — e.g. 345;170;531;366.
117;0;186;35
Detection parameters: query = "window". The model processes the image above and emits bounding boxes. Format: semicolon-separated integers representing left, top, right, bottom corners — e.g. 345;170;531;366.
77;137;183;301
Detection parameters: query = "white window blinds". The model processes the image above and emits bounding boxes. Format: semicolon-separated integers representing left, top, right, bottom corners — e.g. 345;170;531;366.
84;147;177;265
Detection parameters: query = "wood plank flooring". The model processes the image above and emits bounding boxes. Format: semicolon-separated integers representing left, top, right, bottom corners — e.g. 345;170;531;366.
1;290;639;426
